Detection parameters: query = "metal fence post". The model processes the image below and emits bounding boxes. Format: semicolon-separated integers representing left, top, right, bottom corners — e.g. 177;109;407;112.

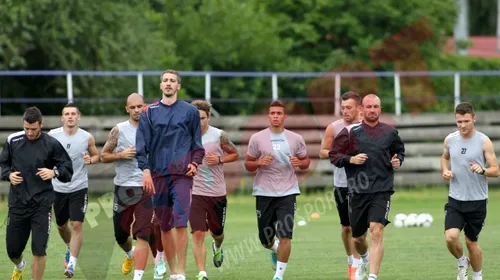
137;72;144;96
394;73;401;116
66;72;74;103
334;74;341;117
272;74;278;101
454;73;461;108
205;73;211;101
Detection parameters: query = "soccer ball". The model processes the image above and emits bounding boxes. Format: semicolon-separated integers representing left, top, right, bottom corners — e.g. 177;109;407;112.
393;213;407;228
404;213;418;227
416;213;434;228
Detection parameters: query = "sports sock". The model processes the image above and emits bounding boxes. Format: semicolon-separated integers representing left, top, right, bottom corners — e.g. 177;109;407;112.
66;243;70;250
271;240;279;253
348;254;353;265
126;249;134;259
457;256;468;267
68;256;77;268
273;261;287;279
352;257;360;268
472;270;482;280
198;271;207;277
16;260;26;271
133;270;144;280
155;251;162;265
368;274;377;279
360;252;369;263
214;241;221;251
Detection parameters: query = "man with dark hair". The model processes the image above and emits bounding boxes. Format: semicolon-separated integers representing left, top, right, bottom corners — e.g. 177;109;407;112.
245;100;310;280
136;70;205;280
319;91;362;280
0;106;73;280
189;100;239;280
48;102;99;278
441;102;499;280
329;94;405;280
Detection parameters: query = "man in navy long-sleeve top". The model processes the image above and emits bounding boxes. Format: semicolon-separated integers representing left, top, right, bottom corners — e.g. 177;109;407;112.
329;94;405;280
136;69;205;280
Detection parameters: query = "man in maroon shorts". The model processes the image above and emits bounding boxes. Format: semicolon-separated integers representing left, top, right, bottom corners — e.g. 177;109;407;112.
101;93;155;280
189;100;240;280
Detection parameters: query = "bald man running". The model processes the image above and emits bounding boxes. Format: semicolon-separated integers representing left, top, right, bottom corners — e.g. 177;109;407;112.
329;94;406;280
101;93;156;280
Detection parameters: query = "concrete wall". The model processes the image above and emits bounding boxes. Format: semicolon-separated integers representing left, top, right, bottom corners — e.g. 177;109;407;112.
1;112;500;193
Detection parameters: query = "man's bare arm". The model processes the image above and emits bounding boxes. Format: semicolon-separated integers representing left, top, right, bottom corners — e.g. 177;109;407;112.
319;125;334;159
482;137;499;177
220;130;239;163
87;134;100;164
441;138;451;172
101;126;121;163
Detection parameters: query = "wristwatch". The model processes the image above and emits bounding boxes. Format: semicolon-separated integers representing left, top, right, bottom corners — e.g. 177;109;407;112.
218;156;224;164
53;167;60;178
480;168;485;175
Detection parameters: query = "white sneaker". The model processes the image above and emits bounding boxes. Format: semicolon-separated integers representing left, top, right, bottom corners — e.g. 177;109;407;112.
457;257;469;280
355;260;368;280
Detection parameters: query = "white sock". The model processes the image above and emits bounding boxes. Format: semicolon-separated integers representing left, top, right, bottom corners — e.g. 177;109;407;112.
175;275;186;280
271;240;279;253
360;252;369;263
126;249;134;259
214;242;221;251
352;257;360;268
15;260;26;271
368;274;377;279
66;243;70;250
457;256;468;267
198;271;207;277
133;270;144;280
68;256;77;268
472;270;482;280
348;254;353;265
273;261;287;279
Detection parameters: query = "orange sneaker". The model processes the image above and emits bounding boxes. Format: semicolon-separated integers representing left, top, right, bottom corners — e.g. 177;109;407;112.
349;266;357;280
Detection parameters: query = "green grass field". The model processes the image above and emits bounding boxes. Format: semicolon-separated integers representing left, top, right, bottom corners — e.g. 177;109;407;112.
1;187;499;280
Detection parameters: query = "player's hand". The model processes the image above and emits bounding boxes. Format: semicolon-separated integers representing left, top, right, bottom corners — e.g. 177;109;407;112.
9;171;23;185
83;152;92;165
142;170;155;194
120;146;136;160
442;170;453;180
36;168;56;181
205;152;220;166
391;154;401;169
185;163;198;177
258;153;273;167
469;162;484;174
350;153;368;165
289;155;300;167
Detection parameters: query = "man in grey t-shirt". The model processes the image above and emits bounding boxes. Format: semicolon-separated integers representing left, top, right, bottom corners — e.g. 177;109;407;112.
441;102;499;280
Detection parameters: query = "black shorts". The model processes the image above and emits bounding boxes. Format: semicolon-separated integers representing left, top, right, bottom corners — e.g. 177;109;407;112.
53;188;88;226
256;194;297;246
189;195;227;236
348;192;391;238
6;205;52;258
334;187;350;226
444;196;487;242
113;186;154;243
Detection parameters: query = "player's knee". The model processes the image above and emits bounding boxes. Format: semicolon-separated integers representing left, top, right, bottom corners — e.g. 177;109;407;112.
71;221;83;232
465;237;480;250
57;222;69;231
369;226;383;242
445;231;460;245
192;230;206;242
341;225;352;235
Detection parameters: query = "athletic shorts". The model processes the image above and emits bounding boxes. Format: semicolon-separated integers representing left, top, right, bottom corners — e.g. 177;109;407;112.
53;188;88;226
113;185;154;243
256;194;297;246
444;196;487;242
6;204;52;258
189;195;227;236
334;187;350;226
348;191;391;238
152;174;193;232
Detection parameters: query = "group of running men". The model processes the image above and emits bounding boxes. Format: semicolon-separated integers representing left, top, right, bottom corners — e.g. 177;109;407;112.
0;69;497;280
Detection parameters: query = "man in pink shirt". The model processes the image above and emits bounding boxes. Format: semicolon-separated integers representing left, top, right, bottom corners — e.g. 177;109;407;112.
245;100;310;280
189;100;239;280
